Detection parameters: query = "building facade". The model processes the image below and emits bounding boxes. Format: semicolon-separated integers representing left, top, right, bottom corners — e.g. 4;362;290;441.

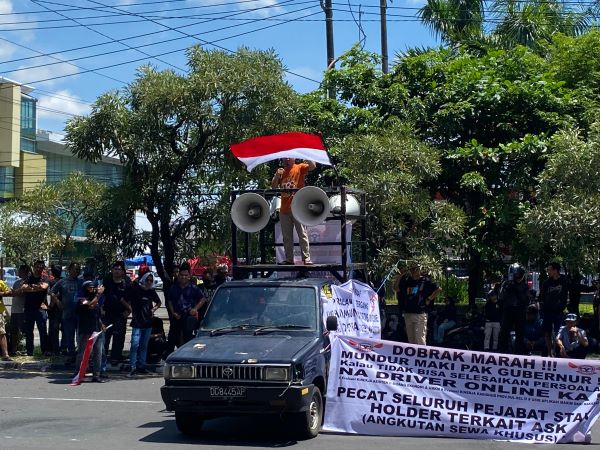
0;77;122;240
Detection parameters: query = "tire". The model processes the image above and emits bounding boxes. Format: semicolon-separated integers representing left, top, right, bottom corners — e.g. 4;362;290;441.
291;386;323;440
175;411;204;437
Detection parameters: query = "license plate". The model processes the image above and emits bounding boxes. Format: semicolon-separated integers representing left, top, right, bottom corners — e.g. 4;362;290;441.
209;386;247;398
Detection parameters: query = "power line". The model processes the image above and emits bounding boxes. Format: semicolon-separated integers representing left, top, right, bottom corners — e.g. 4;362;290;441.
0;0;313;67
12;0;292;15
80;0;322;84
1;3;317;76
0;1;315;109
29;0;188;73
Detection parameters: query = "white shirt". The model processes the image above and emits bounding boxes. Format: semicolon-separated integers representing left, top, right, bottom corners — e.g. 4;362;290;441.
11;278;25;314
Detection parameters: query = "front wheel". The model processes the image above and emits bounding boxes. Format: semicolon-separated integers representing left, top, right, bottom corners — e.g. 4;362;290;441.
175;411;204;437
290;387;323;440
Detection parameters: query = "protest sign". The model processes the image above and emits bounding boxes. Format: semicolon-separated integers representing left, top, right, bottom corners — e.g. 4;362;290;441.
324;336;600;443
321;281;381;339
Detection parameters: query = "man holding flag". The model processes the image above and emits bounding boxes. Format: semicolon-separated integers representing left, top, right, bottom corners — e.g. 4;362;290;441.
271;158;316;265
72;281;106;385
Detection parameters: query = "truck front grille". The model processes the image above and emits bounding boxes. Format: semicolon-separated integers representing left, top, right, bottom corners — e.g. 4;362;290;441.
195;364;264;381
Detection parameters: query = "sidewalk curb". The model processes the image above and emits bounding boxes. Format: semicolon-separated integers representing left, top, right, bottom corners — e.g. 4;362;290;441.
0;360;164;375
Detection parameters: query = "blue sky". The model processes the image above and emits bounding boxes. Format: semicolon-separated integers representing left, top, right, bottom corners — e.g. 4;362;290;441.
0;0;438;134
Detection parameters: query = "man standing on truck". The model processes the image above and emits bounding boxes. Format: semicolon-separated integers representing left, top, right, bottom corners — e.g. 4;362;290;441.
271;158;316;265
166;263;208;349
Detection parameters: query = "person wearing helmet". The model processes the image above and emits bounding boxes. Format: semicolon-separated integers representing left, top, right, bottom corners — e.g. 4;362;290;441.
540;262;569;357
498;263;529;354
75;280;106;382
556;313;588;359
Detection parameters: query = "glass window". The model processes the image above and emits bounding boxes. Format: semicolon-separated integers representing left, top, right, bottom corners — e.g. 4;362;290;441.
0;166;15;199
20;96;37;153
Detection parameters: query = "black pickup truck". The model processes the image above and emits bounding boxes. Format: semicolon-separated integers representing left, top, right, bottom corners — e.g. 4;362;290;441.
160;278;337;439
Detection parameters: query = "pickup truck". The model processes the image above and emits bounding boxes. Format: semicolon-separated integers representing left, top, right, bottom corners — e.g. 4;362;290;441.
160;278;337;439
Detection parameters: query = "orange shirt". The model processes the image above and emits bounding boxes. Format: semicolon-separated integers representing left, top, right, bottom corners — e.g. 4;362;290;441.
279;163;310;213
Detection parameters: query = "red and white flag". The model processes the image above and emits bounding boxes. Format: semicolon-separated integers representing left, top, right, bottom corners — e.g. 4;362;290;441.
70;324;111;386
230;132;332;172
70;331;102;386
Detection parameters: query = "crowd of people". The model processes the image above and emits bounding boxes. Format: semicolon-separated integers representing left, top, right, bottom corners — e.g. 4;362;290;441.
0;259;229;382
1;256;598;379
384;262;598;360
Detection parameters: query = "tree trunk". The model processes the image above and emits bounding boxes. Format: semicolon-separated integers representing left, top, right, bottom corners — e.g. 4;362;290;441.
467;248;481;308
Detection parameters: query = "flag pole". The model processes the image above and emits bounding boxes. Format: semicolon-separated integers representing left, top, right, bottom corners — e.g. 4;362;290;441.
315;131;342;189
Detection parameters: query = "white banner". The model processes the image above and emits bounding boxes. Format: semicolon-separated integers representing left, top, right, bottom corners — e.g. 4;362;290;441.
275;220;352;265
321;281;381;339
324;336;600;444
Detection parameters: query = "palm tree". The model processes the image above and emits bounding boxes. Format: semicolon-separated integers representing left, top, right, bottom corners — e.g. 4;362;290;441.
490;0;593;51
418;0;594;52
419;0;485;46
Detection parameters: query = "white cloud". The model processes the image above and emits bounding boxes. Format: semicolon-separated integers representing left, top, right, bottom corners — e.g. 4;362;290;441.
0;0;13;15
36;90;91;122
10;56;80;88
0;0;35;40
0;41;16;59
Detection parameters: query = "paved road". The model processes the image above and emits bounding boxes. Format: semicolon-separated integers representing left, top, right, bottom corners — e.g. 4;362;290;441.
1;373;599;450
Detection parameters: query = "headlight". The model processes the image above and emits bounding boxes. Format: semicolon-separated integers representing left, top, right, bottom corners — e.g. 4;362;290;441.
165;364;195;379
264;366;290;381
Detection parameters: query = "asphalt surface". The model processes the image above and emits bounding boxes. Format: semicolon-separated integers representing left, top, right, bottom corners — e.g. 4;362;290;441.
3;293;600;449
3;372;600;450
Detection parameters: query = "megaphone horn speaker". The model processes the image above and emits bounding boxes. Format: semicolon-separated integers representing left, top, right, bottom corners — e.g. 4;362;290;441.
329;194;361;218
291;186;330;226
231;193;270;233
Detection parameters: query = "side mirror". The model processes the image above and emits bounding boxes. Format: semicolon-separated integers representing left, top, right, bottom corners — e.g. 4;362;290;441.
326;316;338;331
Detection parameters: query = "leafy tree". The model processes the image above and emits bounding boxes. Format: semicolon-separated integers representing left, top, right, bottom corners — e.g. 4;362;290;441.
65;47;299;289
300;50;466;280
418;0;593;51
7;172;107;266
0;205;60;266
518;125;600;273
389;45;585;302
330;122;466;277
418;0;485;47
309;42;595;301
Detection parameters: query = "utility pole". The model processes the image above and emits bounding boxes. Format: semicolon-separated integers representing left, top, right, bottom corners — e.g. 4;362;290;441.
322;0;335;98
380;0;389;74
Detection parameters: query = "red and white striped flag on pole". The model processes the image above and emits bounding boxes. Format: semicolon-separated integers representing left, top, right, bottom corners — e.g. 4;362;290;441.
230;132;332;172
70;324;111;386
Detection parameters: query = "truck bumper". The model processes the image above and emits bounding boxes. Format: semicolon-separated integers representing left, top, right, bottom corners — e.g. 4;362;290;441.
161;384;315;416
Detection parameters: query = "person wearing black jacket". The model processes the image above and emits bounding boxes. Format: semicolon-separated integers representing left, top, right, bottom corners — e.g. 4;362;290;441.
22;260;50;356
483;289;502;352
127;272;161;376
75;281;105;383
498;264;529;354
396;265;442;345
101;261;131;366
540;262;569;357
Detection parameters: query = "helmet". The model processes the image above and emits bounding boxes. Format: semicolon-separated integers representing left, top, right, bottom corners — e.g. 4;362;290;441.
508;263;525;281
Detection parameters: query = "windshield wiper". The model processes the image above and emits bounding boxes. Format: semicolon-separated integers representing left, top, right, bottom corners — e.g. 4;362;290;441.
209;324;262;336
254;324;312;335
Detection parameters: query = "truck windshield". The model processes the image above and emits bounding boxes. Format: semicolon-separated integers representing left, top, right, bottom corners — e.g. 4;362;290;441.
201;286;318;330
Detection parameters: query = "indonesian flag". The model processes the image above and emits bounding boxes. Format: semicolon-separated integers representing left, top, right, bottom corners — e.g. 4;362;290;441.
231;132;332;172
70;324;111;386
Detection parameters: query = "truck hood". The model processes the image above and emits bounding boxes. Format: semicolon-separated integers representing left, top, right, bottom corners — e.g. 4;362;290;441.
168;334;319;364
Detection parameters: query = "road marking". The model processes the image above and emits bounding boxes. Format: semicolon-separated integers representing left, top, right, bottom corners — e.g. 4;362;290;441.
0;396;161;404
